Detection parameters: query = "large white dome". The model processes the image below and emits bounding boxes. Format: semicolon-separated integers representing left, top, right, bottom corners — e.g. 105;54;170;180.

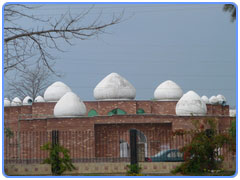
216;94;227;105
209;96;219;105
54;92;86;117
44;81;72;102
201;95;210;104
11;97;22;106
23;96;33;105
93;72;136;100
176;90;207;116
4;98;11;107
34;96;45;102
154;80;183;101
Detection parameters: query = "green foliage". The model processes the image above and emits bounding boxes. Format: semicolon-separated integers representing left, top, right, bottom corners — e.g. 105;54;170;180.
223;4;236;22
228;119;236;152
41;142;76;175
172;119;230;175
126;164;143;176
4;127;13;138
229;119;236;138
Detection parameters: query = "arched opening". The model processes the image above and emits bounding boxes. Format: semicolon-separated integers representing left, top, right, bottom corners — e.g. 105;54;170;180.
88;109;98;117
108;108;126;116
137;108;145;114
27;99;33;105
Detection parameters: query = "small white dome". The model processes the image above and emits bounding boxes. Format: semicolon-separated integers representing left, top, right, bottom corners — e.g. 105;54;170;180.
23;96;33;105
93;72;136;100
11;97;22;106
201;95;210;104
34;96;45;102
216;94;227;105
54;92;86;117
44;81;72;102
209;96;219;105
176;90;207;116
4;98;11;107
229;109;236;117
154;80;183;101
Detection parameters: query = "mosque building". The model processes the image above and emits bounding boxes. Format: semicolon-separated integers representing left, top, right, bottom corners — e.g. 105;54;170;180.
4;72;235;159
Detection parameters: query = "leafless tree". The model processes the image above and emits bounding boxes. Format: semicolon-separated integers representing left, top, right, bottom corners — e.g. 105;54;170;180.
4;4;123;74
7;65;52;100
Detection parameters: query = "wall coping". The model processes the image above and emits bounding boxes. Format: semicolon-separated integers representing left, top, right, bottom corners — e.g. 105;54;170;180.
18;113;233;121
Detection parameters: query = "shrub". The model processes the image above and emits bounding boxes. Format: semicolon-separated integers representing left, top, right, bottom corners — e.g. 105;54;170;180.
41;142;76;175
172;119;230;175
228;119;236;152
126;164;143;176
4;127;13;138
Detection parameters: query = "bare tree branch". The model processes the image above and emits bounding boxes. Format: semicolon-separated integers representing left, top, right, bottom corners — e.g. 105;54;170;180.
4;4;124;74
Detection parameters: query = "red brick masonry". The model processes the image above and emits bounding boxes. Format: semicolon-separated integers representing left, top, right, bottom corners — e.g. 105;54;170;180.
4;100;233;160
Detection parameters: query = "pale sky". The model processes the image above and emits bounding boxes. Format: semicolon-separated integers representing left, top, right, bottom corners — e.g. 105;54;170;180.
4;3;237;107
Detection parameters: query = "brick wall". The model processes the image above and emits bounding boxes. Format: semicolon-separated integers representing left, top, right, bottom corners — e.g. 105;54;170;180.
32;102;56;117
4;106;32;131
4;100;233;161
94;123;172;157
17;114;233;132
4;114;232;160
151;101;177;115
84;101;137;115
206;104;229;116
4;101;230;132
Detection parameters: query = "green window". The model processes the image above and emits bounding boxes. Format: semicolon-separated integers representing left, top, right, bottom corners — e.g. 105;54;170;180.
137;108;145;114
108;108;126;116
88;109;98;117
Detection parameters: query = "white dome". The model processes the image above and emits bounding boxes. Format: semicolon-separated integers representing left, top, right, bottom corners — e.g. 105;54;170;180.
23;96;33;105
216;94;227;105
11;97;22;106
154;80;183;101
201;95;210;104
4;98;11;107
44;81;72;102
176;90;207;116
54;92;86;117
229;109;236;117
93;72;136;100
209;96;219;105
34;96;45;102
